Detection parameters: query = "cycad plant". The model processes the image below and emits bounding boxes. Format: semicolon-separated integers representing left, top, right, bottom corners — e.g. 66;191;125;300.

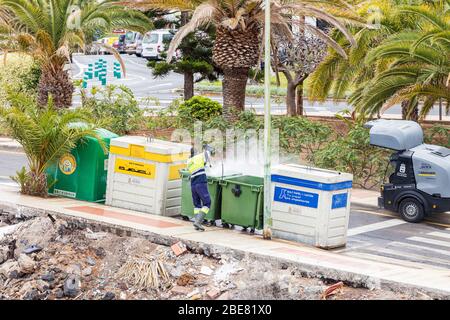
124;0;359;117
0;0;151;108
0;93;104;197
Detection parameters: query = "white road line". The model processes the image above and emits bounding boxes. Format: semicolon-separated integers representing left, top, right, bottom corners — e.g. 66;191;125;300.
367;247;450;267
390;241;450;257
407;236;450;248
347;219;407;236
427;231;450;240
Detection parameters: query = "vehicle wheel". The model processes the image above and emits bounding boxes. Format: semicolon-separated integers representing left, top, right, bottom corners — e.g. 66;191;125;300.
399;198;425;223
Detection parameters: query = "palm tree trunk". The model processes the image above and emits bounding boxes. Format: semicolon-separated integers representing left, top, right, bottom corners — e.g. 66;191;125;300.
222;67;249;116
184;71;194;100
401;100;419;122
37;63;74;108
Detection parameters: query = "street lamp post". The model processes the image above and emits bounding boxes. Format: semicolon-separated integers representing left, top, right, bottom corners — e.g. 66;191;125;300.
263;0;272;240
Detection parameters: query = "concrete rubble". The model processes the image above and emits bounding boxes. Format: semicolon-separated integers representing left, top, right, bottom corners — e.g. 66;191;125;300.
0;211;432;300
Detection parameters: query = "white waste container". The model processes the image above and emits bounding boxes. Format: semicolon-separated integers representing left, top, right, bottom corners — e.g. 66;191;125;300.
106;136;191;216
271;164;353;249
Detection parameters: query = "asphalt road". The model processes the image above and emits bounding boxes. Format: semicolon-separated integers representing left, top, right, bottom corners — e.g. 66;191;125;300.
0;150;28;187
1;149;449;271
70;54;449;119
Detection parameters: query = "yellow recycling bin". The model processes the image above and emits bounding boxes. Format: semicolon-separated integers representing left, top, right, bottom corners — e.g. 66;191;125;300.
105;136;191;216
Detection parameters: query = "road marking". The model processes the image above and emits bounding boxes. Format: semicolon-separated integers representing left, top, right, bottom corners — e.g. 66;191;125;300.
407;236;450;248
364;246;450;268
390;241;450;257
427;231;450;240
355;208;450;228
347;219;406;236
0;150;24;155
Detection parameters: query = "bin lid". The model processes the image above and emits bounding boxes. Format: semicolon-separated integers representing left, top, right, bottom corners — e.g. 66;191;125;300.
110;136;191;161
271;164;353;189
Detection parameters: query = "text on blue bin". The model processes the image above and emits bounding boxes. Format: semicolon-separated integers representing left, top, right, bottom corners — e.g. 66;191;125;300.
273;186;319;208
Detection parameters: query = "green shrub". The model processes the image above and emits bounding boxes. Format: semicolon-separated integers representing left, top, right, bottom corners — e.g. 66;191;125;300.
178;96;222;125
425;125;450;148
0;54;40;106
272;116;332;162
147;99;182;131
314;122;388;189
79;85;143;135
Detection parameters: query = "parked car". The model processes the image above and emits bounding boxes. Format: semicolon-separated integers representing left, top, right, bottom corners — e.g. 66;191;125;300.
95;36;119;55
141;29;174;60
125;32;143;55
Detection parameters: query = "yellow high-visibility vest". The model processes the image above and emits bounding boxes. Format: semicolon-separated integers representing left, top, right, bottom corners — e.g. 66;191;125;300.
187;153;205;174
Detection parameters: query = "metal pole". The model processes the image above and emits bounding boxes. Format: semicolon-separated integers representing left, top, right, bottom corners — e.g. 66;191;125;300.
263;0;272;240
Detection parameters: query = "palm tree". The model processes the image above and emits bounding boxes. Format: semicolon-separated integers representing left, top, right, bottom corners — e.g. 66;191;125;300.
0;0;151;108
308;0;449;120
123;0;358;117
0;93;104;197
349;3;450;120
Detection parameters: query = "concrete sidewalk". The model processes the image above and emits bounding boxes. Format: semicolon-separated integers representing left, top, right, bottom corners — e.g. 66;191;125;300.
0;185;449;298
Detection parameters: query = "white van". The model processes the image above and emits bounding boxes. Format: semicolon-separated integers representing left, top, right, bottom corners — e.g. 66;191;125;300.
141;29;174;60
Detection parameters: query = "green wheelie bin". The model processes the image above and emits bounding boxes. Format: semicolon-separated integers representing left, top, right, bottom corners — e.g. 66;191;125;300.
46;128;118;203
220;175;264;231
180;169;222;223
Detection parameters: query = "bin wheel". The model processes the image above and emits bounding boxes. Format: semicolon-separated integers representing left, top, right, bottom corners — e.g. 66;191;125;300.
250;228;255;234
230;224;234;229
399;198;425;223
222;223;230;229
242;227;247;232
206;221;215;227
182;216;190;221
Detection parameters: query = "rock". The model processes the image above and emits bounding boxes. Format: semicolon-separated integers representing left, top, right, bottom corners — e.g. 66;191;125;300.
41;272;55;282
82;267;92;277
18;254;36;274
187;288;200;298
200;266;214;276
95;247;106;258
0;246;8;264
8;269;19;279
55;288;64;299
66;264;82;276
63;275;81;298
86;256;96;266
102;292;115;300
171;285;191;296
23;289;41;300
85;231;107;240
36;280;49;293
206;287;221;300
0;260;19;278
13;217;57;258
190;294;202;300
217;292;231;300
119;292;127;300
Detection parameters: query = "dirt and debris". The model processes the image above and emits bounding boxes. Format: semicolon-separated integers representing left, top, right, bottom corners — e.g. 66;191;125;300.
0;215;432;300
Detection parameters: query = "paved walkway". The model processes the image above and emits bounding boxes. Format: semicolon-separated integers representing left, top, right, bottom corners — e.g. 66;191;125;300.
0;138;22;152
0;185;449;297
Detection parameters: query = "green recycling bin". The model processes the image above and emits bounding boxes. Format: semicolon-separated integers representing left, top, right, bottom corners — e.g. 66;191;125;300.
180;169;222;222
47;128;118;203
220;175;264;230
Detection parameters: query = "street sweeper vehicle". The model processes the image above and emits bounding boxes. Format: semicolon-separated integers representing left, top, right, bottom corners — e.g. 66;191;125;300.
365;120;450;223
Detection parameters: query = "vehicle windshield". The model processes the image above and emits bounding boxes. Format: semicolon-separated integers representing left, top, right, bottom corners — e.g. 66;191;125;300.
125;32;135;42
143;34;158;44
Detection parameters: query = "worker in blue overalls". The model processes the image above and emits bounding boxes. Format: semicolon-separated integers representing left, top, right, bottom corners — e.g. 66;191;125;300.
187;144;214;231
